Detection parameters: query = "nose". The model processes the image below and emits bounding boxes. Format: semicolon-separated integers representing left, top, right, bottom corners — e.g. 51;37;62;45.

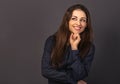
76;20;81;25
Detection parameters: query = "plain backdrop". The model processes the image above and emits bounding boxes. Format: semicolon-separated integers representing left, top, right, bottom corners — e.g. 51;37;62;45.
0;0;120;84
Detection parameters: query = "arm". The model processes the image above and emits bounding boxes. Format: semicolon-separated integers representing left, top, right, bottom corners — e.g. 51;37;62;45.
68;33;95;81
41;36;76;84
67;44;95;81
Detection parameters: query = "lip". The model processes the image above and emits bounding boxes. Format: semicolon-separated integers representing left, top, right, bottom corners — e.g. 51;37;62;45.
74;26;82;31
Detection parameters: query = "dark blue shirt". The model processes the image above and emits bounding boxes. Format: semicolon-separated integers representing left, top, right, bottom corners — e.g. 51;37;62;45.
41;35;95;84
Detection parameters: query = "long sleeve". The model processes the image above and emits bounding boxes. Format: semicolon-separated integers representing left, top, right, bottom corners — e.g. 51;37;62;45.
41;36;76;84
66;44;95;81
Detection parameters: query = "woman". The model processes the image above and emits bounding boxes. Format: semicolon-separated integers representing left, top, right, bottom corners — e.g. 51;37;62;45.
41;4;95;84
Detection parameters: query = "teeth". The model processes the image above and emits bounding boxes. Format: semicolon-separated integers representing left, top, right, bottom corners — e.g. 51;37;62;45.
74;27;81;29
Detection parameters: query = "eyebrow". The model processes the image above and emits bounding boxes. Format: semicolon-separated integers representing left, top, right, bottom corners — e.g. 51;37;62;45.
71;16;77;18
71;16;87;19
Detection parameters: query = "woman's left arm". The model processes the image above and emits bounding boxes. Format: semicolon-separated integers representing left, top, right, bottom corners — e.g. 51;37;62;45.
67;44;95;81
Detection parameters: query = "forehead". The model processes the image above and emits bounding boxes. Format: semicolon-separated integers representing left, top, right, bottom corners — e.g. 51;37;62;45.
72;9;86;18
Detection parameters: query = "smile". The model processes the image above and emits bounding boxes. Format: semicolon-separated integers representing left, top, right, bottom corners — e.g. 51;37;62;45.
74;26;82;30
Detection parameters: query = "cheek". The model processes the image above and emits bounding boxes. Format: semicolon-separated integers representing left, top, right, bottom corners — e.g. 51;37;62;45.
83;23;87;28
81;23;87;31
68;21;72;29
68;22;74;33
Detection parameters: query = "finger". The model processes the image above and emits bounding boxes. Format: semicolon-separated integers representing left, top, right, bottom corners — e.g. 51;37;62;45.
77;33;80;40
80;80;87;84
73;33;78;40
70;33;76;40
70;33;73;39
78;81;87;84
74;33;80;41
70;33;74;42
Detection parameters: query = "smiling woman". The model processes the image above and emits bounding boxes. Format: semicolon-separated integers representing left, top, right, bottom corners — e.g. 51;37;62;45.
69;9;87;34
41;4;95;84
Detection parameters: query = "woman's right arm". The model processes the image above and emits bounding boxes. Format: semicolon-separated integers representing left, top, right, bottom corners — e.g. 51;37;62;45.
41;36;75;84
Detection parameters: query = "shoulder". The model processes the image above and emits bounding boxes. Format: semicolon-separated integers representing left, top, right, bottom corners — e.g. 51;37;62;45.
44;35;56;50
90;42;95;51
45;35;55;44
87;42;95;56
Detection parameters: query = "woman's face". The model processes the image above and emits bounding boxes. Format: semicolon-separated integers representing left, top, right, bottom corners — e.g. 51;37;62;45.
69;9;87;34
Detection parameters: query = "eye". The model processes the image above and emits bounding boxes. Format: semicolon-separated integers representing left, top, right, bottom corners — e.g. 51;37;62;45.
80;19;87;22
71;17;77;21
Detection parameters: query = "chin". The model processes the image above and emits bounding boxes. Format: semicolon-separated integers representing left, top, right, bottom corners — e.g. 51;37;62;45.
73;31;81;34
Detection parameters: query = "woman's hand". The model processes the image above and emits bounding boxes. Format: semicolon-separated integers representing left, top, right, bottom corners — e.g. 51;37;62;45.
77;80;87;84
70;33;81;50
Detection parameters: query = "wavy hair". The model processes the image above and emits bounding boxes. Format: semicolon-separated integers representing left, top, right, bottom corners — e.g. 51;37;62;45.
51;4;93;67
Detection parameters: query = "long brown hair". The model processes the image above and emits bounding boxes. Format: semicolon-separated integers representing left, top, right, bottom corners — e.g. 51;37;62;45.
51;4;93;67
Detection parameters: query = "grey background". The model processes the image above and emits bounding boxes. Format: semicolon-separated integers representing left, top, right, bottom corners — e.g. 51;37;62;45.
0;0;120;84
